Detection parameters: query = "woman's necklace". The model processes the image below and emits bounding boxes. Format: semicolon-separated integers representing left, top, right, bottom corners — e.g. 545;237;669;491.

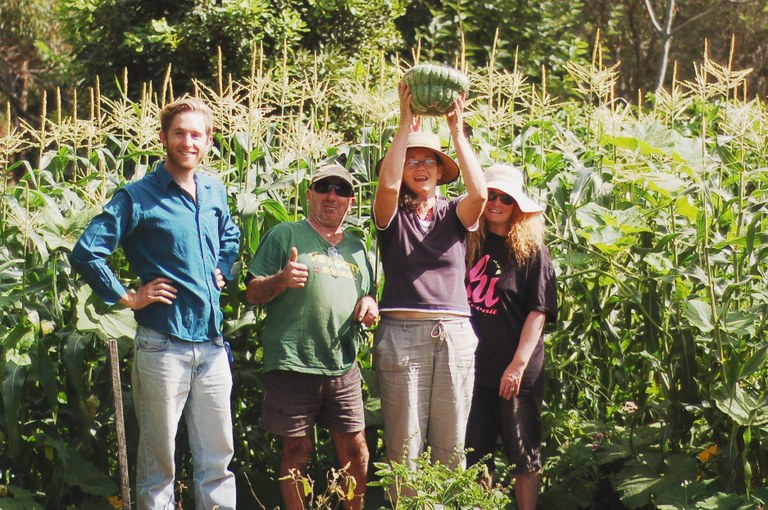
415;200;435;233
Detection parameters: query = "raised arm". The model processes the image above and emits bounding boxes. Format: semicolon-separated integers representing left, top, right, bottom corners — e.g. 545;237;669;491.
373;82;416;229
447;95;487;229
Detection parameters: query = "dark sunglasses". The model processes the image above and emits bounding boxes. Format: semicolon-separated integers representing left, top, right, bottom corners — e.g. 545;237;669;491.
488;191;515;206
311;180;354;197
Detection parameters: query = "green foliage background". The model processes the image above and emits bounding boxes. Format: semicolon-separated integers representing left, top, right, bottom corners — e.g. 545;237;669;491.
2;49;768;509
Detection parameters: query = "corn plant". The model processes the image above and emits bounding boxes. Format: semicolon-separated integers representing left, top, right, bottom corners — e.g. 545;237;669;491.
1;44;768;509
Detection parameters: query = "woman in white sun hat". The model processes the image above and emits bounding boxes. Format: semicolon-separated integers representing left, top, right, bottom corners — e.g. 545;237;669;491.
372;81;487;485
465;163;558;510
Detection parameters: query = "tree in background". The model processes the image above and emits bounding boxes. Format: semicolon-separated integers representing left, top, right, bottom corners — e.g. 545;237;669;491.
0;0;67;125
57;0;406;99
581;0;767;97
396;0;591;95
2;0;768;119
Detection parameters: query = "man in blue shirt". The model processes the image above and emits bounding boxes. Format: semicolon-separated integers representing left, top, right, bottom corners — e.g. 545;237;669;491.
69;97;240;510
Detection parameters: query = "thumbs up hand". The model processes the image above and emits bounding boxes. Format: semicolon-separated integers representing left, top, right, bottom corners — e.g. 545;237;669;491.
280;247;309;289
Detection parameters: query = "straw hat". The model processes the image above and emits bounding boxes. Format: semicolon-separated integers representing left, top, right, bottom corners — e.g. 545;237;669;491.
376;132;460;185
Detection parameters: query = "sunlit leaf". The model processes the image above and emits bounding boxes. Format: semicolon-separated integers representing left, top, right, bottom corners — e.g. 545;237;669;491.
684;300;714;333
722;310;756;338
74;285;137;343
674;195;698;221
612;453;698;508
712;384;768;426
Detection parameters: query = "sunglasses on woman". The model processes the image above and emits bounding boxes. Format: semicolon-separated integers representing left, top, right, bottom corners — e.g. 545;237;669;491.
311;180;354;197
488;191;515;206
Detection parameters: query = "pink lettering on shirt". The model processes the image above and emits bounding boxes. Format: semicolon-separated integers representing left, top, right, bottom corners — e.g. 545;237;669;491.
467;255;500;311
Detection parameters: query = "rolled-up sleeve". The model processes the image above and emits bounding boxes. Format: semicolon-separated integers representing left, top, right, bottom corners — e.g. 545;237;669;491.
68;191;134;305
215;186;240;281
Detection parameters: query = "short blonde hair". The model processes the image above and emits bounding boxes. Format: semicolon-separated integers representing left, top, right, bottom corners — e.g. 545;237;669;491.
160;97;214;136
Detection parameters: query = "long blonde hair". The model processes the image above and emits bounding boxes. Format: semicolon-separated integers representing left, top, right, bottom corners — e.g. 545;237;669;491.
467;210;546;268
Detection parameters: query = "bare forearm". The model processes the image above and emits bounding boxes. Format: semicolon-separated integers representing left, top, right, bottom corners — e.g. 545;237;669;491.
373;122;409;226
499;311;546;398
453;131;487;227
374;83;414;226
246;274;287;304
512;311;546;369
454;132;486;202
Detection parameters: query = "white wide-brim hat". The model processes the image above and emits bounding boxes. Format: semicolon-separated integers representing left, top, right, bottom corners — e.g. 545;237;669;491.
484;164;543;214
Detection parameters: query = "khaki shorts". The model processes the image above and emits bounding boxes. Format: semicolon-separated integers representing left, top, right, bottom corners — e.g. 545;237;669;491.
260;363;365;437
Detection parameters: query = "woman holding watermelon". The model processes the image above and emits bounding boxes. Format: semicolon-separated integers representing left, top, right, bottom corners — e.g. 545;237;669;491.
372;72;487;488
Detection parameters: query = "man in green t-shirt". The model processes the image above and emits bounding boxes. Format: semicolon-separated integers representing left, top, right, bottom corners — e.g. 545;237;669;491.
246;164;378;510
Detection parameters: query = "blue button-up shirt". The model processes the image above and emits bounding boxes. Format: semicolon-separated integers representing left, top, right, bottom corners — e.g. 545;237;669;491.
69;163;241;341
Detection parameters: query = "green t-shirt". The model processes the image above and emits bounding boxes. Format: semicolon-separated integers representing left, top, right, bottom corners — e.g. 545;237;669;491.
248;220;375;375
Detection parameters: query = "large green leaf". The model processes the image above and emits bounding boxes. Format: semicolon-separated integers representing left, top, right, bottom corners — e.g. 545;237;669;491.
683;300;714;333
612;453;698;508
74;285;136;343
711;384;768;427
34;339;60;420
689;491;746;509
47;437;118;497
2;322;35;351
736;343;768;381
0;485;44;509
2;361;28;464
63;331;92;398
722;310;756;338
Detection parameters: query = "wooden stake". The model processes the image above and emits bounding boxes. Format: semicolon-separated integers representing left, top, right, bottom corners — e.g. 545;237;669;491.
108;339;131;510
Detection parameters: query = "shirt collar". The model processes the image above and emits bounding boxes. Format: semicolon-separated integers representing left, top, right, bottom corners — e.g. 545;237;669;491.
154;162;176;190
154;162;203;191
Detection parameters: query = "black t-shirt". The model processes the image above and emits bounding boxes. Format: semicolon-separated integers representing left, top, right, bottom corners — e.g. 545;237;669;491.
466;233;558;394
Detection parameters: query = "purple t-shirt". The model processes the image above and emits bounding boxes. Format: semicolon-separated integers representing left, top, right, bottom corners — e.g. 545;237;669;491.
466;232;558;393
377;197;471;314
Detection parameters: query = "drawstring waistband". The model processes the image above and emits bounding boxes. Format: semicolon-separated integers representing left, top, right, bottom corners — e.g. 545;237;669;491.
430;321;447;342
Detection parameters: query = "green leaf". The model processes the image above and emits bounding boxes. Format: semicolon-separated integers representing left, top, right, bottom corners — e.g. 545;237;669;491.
643;172;687;197
63;332;92;398
2;322;35;351
0;484;44;509
35;339;60;420
612;453;697;508
674;195;698;222
693;491;745;510
582;226;627;254
47;437;118;496
260;198;293;224
62;449;118;496
3;361;28;464
722;310;756;338
74;285;137;343
684;300;714;333
644;252;674;274
736;344;768;381
712;384;768;426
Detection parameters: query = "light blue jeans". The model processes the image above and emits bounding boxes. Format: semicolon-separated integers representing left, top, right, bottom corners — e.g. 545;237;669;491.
373;317;477;470
132;326;236;510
